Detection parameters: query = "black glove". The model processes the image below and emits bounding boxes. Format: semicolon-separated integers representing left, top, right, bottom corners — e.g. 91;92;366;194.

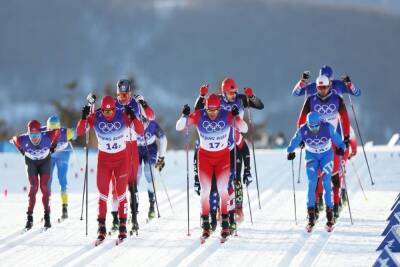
50;143;57;154
125;106;136;119
287;152;296;160
18;148;25;156
231;105;239;116
336;147;345;156
182;104;190;116
81;105;90;120
243;168;253;186
302;71;310;80
299;141;305;149
343;135;350;148
155;157;165;172
341;75;351;83
194;178;201;196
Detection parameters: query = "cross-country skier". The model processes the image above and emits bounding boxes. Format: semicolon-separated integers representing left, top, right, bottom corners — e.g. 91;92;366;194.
45;115;76;219
297;74;351;219
137;116;167;220
76;95;144;244
193;78;264;232
110;79;155;233
292;65;361;97
287;112;346;232
12;120;59;230
176;93;248;241
293;65;361;217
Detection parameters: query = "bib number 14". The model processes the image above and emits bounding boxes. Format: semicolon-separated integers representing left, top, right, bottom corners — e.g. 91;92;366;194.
106;143;119;150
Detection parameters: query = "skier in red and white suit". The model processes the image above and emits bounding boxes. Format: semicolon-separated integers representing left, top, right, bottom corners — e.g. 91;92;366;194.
176;93;248;239
77;95;144;243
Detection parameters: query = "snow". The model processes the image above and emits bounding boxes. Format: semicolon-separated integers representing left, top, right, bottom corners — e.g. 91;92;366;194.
0;148;399;267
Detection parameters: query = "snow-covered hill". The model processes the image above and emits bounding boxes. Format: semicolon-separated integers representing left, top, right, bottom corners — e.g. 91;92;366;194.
0;148;399;266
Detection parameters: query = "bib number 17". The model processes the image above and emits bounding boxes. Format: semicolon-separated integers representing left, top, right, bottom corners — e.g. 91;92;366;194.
209;142;220;149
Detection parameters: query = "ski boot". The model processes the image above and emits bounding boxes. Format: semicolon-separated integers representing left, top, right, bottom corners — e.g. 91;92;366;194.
306;207;315;233
318;193;324;211
314;205;320;221
44;212;51;229
111;211;119;232
61;204;68;219
148;200;155;220
95;219;107;246
326;208;335;232
220;215;230;242
210;211;217;232
116;218;127;244
235;206;244;223
200;215;211;243
130;211;139;236
333;204;340;221
341;189;348;206
25;213;33;231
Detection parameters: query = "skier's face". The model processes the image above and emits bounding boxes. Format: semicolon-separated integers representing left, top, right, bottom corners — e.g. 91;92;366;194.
118;92;131;105
102;108;115;121
224;91;237;102
317;85;330;97
29;132;41;145
206;108;220;120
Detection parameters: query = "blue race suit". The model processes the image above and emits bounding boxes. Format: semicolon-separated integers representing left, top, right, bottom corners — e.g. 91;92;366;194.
287;122;346;209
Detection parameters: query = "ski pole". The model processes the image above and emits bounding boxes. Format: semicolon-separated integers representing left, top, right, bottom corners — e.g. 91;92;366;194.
297;148;303;184
80;149;86;221
339;156;353;224
245;184;253;225
291;160;298;225
138;109;161;218
69;141;83;172
349;159;368;201
185;125;190;236
347;94;375;185
158;170;174;212
83;93;96;235
246;105;261;209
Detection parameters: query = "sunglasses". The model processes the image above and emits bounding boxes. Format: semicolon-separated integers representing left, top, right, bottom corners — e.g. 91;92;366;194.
206;108;219;113
317;85;329;90
102;108;115;116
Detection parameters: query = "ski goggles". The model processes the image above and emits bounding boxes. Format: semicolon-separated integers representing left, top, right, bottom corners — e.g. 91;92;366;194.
308;124;320;132
29;132;41;139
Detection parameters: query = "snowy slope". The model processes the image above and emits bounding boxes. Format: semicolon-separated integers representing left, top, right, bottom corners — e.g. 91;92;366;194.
0;148;399;267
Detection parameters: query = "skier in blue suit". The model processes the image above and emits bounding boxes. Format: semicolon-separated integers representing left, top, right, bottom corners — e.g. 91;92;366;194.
287;112;346;232
46;115;76;219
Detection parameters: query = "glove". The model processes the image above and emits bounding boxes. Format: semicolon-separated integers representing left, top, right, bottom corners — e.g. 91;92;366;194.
155;157;165;172
231;105;239;116
194;178;201;196
244;87;254;98
81;105;90;120
341;75;351;83
336;147;345;156
343;135;350;148
348;150;357;160
18;148;25;156
299;141;305;149
287;152;296;160
243;169;253;186
302;71;310;81
124;106;136;119
182;104;190;116
50;143;57;154
135;95;148;108
199;84;208;96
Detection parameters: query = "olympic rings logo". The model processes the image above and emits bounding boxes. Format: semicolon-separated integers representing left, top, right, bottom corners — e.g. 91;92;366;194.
202;120;226;133
26;148;48;156
314;104;336;115
98;121;122;133
305;137;328;147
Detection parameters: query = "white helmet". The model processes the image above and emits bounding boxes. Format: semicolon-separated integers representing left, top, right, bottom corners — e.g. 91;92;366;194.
316;75;330;87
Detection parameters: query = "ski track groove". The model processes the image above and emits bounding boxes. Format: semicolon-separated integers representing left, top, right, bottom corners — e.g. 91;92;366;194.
63;190;191;267
169;159;291;267
0;195;98;261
